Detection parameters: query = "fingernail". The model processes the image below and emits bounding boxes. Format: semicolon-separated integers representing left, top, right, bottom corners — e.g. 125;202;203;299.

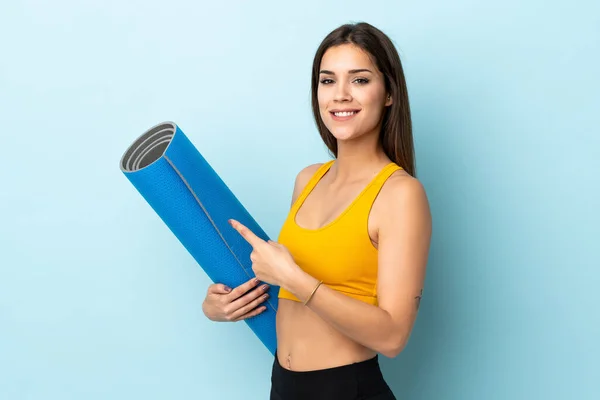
262;284;269;291
253;277;260;284
224;286;231;292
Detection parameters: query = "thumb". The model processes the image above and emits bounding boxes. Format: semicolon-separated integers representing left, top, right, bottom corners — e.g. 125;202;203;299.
209;283;232;295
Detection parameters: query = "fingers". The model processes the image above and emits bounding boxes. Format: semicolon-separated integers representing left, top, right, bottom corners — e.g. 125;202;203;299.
229;281;270;308
232;304;267;322
268;240;283;248
229;291;271;321
208;283;232;295
225;281;270;321
229;219;265;248
227;277;261;300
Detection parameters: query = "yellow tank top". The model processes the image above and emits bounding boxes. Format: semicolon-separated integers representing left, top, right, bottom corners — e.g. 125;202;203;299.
277;160;402;306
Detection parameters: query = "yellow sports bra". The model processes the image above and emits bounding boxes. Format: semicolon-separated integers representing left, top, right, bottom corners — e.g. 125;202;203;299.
277;160;402;306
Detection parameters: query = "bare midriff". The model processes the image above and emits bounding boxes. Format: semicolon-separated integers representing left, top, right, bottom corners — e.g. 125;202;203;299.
275;298;376;371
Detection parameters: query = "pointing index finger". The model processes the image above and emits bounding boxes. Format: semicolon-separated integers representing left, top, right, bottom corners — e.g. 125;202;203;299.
229;219;265;248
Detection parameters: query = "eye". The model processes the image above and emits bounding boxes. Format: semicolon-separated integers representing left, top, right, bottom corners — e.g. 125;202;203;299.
320;78;334;84
354;78;369;84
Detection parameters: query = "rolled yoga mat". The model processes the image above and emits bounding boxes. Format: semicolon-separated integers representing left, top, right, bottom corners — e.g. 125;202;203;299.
119;121;278;355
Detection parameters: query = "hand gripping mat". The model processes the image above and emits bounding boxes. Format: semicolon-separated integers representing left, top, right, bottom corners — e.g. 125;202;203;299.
119;121;278;355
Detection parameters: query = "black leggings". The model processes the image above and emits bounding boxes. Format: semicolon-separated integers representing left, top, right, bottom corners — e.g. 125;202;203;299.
269;353;396;400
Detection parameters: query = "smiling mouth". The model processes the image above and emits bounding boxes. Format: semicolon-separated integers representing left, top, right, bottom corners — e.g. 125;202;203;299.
330;110;360;117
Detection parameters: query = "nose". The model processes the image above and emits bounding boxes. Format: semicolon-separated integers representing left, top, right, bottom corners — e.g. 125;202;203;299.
333;81;352;102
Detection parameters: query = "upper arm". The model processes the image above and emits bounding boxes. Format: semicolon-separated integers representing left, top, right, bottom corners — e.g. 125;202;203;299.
376;175;432;347
289;163;323;207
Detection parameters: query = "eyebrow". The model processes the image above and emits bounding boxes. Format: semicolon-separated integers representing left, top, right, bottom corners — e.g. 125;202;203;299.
319;69;373;75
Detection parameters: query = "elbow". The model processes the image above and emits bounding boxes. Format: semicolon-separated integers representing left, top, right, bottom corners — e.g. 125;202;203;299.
379;334;407;359
380;343;405;359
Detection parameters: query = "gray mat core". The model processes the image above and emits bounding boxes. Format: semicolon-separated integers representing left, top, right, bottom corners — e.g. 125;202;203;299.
120;122;176;172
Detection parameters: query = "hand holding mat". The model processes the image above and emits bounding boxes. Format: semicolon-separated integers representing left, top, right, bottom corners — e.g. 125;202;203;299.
119;121;278;355
202;277;271;322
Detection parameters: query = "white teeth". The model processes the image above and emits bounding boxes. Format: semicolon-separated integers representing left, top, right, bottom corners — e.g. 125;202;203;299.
334;111;356;117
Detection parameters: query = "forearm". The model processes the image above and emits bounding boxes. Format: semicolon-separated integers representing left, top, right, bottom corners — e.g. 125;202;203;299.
285;268;405;357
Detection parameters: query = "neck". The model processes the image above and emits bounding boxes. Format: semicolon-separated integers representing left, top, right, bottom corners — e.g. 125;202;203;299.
329;130;391;182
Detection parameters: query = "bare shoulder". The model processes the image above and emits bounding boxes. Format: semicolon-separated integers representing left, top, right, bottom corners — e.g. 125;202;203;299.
290;162;325;206
377;170;431;228
383;170;428;203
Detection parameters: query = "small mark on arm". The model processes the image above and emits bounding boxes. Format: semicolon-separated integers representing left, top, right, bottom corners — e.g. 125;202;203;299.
415;289;423;310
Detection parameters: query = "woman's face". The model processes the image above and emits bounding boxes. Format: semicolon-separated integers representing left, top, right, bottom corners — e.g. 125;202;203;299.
317;43;391;142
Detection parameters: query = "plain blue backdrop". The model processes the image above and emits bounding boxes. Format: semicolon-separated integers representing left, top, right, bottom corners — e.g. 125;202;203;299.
1;1;598;399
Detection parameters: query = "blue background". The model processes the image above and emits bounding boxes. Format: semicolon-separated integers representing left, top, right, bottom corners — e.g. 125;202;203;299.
1;1;598;399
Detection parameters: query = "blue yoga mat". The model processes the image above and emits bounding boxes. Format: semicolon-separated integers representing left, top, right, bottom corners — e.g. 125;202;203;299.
119;121;278;355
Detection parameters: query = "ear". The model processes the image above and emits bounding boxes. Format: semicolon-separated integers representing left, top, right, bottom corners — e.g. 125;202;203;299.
385;93;393;107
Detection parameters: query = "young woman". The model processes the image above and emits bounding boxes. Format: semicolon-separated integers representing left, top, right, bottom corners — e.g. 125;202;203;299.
202;22;432;399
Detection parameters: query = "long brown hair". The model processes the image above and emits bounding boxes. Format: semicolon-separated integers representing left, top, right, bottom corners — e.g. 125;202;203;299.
311;22;416;177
